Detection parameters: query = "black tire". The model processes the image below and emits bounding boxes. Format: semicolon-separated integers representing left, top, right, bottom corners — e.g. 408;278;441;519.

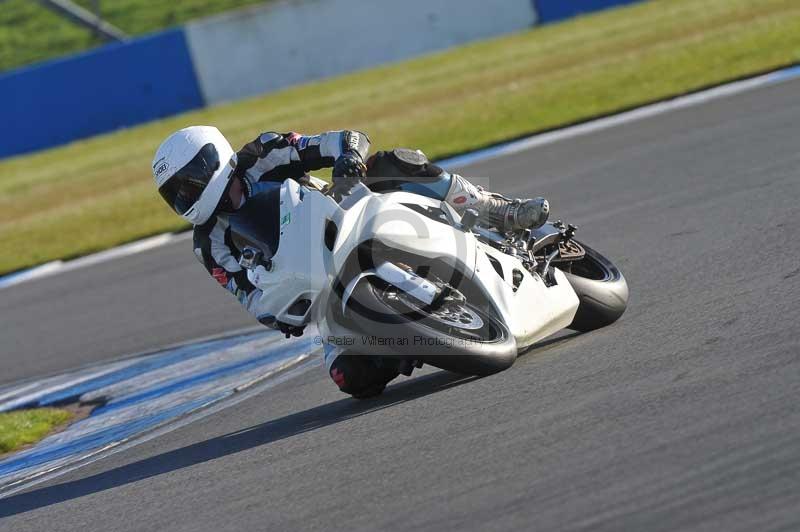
332;280;517;376
562;243;629;332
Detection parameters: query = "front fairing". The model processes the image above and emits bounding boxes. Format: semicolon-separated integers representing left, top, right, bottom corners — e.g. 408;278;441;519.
245;179;339;326
329;185;478;278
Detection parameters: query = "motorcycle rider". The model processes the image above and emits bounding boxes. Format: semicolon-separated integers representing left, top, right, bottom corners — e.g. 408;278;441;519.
152;125;549;397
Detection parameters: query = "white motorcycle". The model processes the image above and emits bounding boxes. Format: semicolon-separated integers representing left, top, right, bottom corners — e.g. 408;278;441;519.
230;173;628;377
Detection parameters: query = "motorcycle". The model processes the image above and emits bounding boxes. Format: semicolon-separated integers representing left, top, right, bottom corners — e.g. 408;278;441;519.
229;171;628;378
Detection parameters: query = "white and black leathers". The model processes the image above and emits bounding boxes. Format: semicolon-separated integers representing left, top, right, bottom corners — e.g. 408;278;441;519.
192;130;371;321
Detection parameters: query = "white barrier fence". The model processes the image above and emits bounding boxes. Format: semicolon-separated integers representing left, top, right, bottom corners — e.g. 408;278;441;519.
185;0;537;104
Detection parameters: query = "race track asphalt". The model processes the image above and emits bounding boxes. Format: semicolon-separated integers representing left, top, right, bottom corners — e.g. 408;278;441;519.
1;77;799;531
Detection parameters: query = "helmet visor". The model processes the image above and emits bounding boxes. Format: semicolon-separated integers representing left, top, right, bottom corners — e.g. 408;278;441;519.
159;143;221;216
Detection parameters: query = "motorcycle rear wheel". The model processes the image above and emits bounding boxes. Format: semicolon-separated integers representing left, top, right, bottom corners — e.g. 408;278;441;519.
561;243;629;332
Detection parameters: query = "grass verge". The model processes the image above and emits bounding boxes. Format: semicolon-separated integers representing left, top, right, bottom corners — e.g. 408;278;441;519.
0;0;272;72
0;408;74;455
1;0;799;274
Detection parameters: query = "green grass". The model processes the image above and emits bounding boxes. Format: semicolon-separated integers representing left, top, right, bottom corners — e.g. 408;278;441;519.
0;0;272;72
1;0;799;274
0;408;73;455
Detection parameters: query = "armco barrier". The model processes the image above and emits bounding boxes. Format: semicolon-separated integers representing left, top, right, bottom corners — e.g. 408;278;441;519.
1;29;203;158
184;0;538;105
533;0;643;24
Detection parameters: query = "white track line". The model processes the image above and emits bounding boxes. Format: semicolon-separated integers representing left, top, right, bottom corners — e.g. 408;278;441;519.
0;232;191;291
3;65;799;290
438;65;800;168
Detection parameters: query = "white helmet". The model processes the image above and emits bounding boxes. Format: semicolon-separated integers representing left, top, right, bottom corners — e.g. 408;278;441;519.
152;126;238;225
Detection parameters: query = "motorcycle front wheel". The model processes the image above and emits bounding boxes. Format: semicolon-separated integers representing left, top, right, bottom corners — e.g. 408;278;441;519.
337;279;518;376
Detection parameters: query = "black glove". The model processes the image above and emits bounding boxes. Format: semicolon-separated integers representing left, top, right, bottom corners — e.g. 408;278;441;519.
330;153;366;198
277;321;305;339
258;314;305;338
333;152;366;178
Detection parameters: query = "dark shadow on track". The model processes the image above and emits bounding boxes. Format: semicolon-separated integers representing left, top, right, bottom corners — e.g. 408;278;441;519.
0;370;477;517
517;330;583;358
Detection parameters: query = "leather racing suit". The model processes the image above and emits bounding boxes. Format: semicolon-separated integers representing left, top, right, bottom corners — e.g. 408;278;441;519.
192;129;371;325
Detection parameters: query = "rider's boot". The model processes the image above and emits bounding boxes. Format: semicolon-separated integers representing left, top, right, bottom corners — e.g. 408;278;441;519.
445;174;550;232
329;354;401;398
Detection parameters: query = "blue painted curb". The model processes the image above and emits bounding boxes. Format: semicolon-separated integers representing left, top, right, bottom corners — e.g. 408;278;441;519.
0;332;315;489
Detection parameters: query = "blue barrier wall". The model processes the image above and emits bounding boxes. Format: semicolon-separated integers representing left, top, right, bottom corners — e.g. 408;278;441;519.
0;29;203;159
534;0;643;24
0;1;645;160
